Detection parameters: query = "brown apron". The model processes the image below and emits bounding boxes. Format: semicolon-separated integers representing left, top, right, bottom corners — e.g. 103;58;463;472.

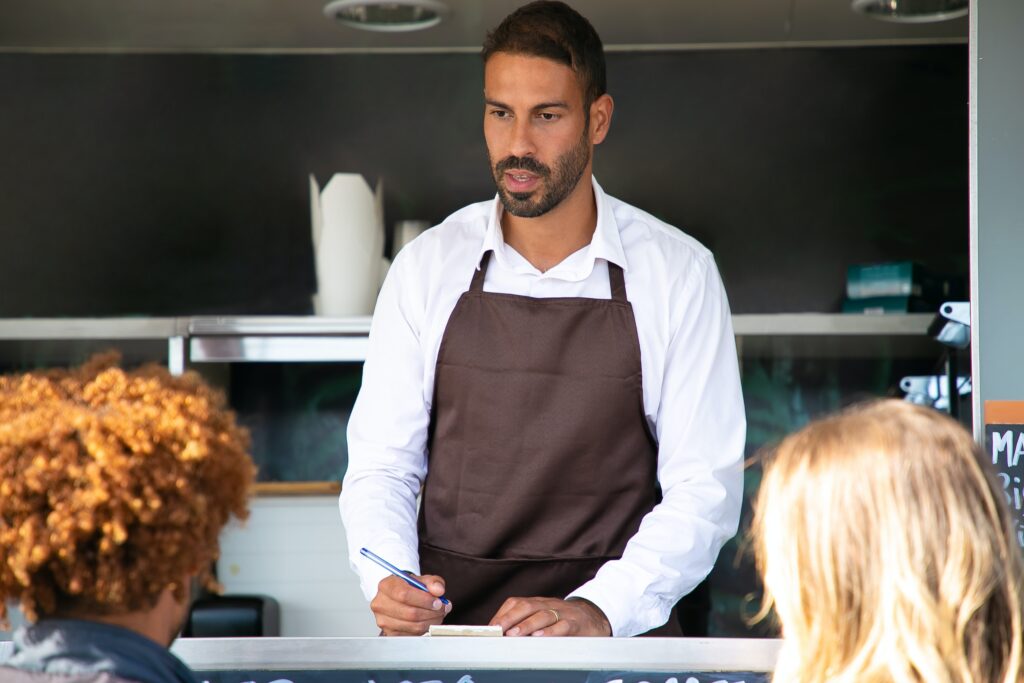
418;250;684;636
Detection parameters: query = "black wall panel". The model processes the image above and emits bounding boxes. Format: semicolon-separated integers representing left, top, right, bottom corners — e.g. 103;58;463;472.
0;46;967;315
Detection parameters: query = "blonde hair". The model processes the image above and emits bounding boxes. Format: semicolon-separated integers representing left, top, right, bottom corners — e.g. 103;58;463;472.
0;355;255;625
753;400;1024;683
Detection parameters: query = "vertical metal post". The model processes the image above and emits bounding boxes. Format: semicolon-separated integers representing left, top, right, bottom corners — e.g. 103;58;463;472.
946;348;959;420
971;0;1024;438
168;336;186;376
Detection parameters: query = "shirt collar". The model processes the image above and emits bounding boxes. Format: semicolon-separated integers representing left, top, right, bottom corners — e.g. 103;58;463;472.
478;176;629;278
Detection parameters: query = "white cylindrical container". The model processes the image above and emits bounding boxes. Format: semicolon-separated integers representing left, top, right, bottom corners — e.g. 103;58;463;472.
310;173;384;316
392;219;431;258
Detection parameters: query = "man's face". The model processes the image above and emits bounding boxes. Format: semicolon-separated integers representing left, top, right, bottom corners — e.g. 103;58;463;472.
483;52;592;219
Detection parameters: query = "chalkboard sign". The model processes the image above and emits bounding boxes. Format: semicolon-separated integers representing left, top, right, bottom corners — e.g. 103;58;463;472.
985;400;1024;547
195;670;766;683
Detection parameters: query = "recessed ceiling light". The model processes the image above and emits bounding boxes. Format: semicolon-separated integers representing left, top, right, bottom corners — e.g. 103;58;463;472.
323;0;450;32
851;0;968;23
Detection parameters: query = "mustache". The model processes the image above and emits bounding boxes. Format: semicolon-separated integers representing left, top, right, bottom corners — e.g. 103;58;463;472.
495;156;550;177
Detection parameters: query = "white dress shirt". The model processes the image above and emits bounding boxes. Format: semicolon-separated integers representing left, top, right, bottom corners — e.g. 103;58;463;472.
340;176;746;637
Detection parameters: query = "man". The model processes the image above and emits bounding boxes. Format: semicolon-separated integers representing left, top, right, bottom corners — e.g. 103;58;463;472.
0;357;255;683
340;0;745;638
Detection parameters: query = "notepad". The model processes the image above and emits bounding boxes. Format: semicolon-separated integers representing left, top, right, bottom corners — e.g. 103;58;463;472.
427;624;503;637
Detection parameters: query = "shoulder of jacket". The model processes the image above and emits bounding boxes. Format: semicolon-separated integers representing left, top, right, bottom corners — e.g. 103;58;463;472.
0;669;134;683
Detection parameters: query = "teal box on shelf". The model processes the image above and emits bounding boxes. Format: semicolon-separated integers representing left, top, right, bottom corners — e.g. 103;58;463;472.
846;261;925;299
843;261;964;314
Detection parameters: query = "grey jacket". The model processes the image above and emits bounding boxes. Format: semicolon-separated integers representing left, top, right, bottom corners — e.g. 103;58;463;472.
0;619;196;683
0;670;131;683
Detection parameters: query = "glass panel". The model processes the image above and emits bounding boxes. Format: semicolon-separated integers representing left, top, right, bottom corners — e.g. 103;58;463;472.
708;343;970;636
225;362;363;484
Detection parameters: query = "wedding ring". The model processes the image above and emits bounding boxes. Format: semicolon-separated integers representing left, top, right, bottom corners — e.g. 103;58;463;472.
547;608;560;623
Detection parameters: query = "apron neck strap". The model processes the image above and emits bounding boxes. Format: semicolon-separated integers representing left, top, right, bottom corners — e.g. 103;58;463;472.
608;262;627;302
470;251;492;292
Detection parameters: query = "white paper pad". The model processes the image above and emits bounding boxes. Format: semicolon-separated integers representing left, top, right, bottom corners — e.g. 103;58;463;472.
427;624;504;637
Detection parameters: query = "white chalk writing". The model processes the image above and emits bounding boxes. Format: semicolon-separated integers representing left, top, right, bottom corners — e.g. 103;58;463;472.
992;430;1024;467
997;473;1024;548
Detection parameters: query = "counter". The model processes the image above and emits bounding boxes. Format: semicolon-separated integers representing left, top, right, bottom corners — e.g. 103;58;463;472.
170;636;780;683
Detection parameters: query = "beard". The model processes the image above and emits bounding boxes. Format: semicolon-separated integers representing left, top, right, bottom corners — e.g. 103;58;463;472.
491;126;591;219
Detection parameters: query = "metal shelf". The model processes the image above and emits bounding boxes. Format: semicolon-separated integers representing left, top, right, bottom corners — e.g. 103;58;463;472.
188;315;371;363
0;314;931;340
732;313;931;336
732;313;936;359
0;317;187;340
189;316;372;336
0;314;937;364
0;318;189;373
190;335;370;363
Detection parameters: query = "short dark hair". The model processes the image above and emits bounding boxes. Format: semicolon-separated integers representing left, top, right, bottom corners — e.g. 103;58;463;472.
482;1;607;108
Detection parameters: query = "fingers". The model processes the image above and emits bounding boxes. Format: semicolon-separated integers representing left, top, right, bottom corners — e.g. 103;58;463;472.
371;574;452;636
489;597;562;637
419;573;448;599
488;596;529;633
489;597;610;637
376;603;449;636
378;574;446;609
513;609;565;637
530;618;574;637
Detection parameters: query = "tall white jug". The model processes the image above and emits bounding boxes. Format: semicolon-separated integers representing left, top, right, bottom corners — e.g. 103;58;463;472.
309;173;384;316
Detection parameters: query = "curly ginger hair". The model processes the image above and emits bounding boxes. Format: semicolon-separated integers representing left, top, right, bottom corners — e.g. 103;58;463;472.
0;355;255;625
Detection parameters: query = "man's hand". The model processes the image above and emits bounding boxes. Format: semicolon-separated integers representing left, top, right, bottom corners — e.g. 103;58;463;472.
370;573;451;636
488;597;611;637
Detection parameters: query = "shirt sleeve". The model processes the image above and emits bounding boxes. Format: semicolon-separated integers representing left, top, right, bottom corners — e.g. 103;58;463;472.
566;254;746;636
339;248;431;601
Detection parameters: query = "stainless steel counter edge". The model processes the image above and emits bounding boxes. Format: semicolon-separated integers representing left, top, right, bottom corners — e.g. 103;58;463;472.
731;312;931;336
170;637;781;672
0;317;189;340
189;316;373;336
0;314;930;340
